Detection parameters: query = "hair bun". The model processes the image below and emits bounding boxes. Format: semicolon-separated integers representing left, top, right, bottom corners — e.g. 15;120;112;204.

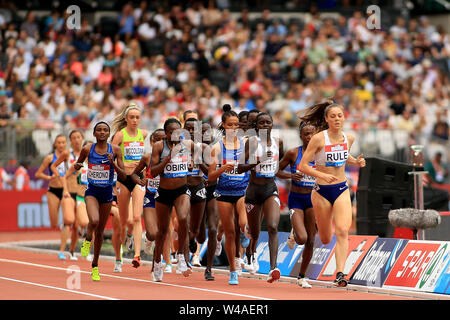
222;104;231;112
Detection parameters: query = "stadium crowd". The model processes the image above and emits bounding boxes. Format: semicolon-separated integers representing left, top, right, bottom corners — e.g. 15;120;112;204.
0;1;448;151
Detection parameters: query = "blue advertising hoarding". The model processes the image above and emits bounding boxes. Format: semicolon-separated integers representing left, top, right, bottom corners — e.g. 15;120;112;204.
350;238;409;287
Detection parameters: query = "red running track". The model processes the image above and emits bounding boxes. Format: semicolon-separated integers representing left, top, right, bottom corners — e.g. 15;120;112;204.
0;231;414;301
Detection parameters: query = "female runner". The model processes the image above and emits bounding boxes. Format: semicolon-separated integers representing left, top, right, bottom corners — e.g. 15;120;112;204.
238;112;283;283
298;101;365;287
277;121;317;288
50;130;85;260
208;104;250;285
130;128;175;277
111;101;148;268
184;118;208;263
65;140;123;272
150;118;194;282
75;121;126;281
35;134;68;260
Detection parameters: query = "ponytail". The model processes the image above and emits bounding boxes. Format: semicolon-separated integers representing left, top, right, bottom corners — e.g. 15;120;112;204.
111;100;142;134
299;99;343;131
219;104;238;134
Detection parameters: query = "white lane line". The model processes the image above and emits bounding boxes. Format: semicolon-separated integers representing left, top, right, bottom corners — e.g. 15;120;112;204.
0;276;118;300
0;258;273;300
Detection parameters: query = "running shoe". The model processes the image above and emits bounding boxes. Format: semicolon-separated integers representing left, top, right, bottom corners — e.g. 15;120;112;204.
189;238;197;254
229;271;239;285
235;257;242;276
192;253;201;267
152;262;163;282
132;256;141;268
267;268;281;283
243;256;255;274
252;255;259;274
144;239;154;255
170;253;178;264
91;267;100;281
69;252;78;261
80;240;91;257
177;254;192;277
164;264;173;273
215;238;222;256
334;272;348;287
125;233;134;251
113;260;122;273
240;231;250;248
58;252;66;260
287;229;296;250
297;277;312;288
204;269;215;281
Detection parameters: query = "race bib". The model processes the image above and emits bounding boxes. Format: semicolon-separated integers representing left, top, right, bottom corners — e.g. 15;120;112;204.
255;156;279;178
295;162;316;187
124;141;145;161
88;163;110;184
325;143;348;167
164;154;189;178
222;160;245;181
147;176;160;193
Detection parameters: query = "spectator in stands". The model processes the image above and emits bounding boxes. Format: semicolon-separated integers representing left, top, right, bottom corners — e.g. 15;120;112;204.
425;152;448;184
14;158;31;191
35;107;56;130
71;106;91;130
118;2;135;40
20;11;38;39
0;166;14;190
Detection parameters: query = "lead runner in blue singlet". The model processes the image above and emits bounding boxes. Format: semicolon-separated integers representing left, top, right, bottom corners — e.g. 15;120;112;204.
298;100;366;287
74;121;126;282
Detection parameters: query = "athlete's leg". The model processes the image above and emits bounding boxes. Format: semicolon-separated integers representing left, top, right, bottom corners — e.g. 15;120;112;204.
154;201;172;263
60;196;76;253
47;191;61;228
117;182;132;246
76;199;89;229
262;196;280;271
131;185;145;258
110;206;122;262
91;202;113;267
331;189;353;275
311;190;333;245
174;194;191;262
143;207;158;241
204;198;218;271
298;207;316;276
189;200;206;240
217;201;237;272
246;202;262;256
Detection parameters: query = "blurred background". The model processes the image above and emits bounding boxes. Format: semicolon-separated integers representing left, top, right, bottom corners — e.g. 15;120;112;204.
0;0;448;235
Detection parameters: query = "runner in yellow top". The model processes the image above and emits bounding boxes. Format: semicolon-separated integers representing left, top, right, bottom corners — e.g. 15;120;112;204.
111;101;148;268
